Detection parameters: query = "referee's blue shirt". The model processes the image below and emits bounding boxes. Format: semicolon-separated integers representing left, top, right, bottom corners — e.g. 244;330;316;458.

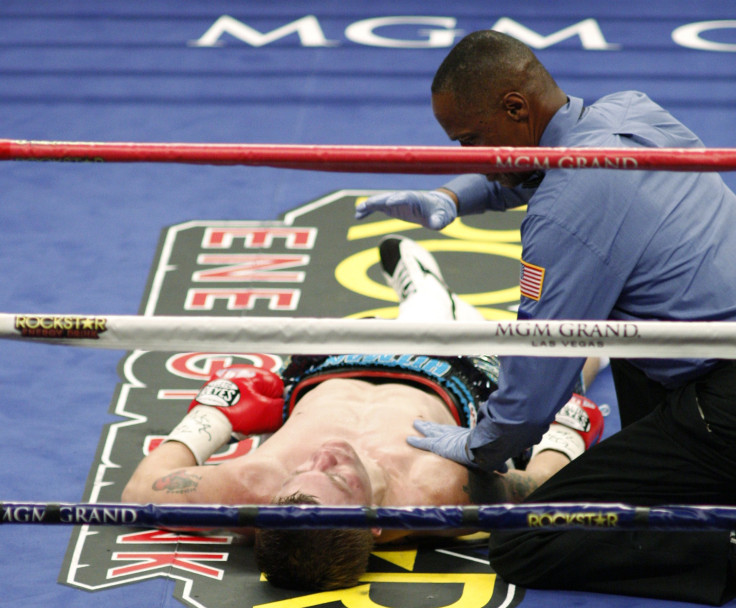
443;92;736;470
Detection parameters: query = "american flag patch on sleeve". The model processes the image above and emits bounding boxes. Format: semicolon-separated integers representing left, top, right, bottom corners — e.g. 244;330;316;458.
519;259;545;300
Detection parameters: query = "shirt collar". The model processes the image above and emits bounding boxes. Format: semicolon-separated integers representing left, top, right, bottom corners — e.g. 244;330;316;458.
539;96;584;147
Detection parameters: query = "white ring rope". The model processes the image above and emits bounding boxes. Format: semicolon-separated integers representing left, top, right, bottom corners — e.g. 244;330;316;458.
4;313;736;358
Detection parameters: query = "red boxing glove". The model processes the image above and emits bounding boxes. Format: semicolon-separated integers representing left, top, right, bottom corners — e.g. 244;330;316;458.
165;365;284;465
532;394;604;461
553;394;604;449
189;365;285;437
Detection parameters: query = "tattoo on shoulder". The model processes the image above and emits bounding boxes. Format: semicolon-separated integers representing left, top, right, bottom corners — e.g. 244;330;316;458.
152;470;202;494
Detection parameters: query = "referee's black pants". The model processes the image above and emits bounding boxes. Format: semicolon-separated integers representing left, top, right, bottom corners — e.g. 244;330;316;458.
487;359;736;605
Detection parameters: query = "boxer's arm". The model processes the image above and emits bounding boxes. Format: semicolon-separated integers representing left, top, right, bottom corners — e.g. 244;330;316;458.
493;450;570;503
122;440;219;503
121;439;282;506
470;394;604;503
121;443;286;541
122;365;286;506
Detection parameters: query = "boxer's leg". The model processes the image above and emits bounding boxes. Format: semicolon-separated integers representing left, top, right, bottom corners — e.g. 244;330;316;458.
379;235;483;322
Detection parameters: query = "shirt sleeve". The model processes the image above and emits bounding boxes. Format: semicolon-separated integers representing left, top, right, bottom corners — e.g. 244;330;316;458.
468;214;625;471
442;174;536;214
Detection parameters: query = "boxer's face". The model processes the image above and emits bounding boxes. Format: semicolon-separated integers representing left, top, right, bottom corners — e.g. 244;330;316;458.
276;440;373;505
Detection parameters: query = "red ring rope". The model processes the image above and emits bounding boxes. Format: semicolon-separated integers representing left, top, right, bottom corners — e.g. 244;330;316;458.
1;139;735;173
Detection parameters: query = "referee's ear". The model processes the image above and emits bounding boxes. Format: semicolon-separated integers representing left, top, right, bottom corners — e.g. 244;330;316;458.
503;92;529;121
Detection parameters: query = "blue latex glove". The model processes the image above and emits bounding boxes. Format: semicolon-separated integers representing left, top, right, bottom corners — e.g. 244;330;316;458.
354;190;456;230
407;419;475;467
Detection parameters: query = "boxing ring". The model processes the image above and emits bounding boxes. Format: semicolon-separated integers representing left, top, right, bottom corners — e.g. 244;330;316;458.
3;3;736;608
3;141;736;608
